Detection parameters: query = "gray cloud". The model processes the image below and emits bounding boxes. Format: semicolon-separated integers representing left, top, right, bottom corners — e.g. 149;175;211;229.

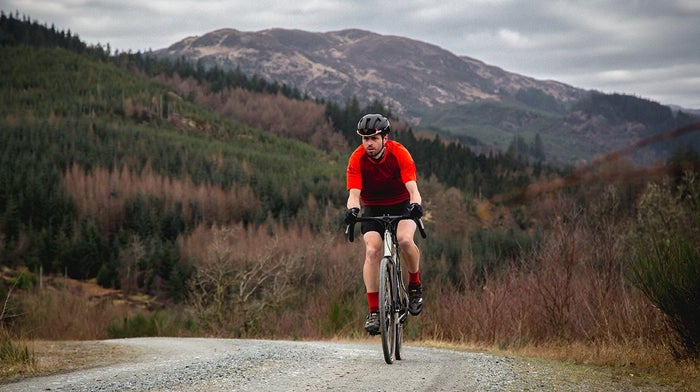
2;0;698;108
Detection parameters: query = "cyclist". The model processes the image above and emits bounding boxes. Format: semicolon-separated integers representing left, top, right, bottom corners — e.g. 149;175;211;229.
344;113;424;335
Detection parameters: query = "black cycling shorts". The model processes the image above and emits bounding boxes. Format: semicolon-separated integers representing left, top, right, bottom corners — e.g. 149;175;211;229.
361;201;410;235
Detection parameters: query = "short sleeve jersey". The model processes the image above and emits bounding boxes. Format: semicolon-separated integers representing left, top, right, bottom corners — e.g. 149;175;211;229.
346;139;417;206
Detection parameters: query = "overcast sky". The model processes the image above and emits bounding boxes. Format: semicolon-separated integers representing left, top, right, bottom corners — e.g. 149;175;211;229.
3;0;699;109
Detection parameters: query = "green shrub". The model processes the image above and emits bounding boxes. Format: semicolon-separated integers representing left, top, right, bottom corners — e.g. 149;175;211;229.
4;269;38;290
469;226;538;282
320;295;357;335
626;173;700;358
107;309;197;338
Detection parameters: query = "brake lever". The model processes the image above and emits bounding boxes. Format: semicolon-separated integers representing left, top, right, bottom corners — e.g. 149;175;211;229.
345;223;355;242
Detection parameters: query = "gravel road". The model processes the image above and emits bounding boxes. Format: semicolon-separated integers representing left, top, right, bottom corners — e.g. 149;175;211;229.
0;337;675;391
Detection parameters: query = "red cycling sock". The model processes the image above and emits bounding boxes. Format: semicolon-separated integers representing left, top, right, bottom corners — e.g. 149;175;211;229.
409;270;421;286
367;292;379;313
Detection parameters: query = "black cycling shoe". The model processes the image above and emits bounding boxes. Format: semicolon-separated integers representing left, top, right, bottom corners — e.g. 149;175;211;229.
408;284;423;316
364;312;380;335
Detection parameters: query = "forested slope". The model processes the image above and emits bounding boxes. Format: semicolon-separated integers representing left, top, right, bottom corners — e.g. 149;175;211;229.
0;35;346;295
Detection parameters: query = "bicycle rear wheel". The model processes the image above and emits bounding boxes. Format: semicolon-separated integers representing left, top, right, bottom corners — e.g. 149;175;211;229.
379;256;396;364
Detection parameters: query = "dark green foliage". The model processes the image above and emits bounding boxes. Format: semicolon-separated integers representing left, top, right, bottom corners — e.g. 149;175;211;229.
321;295;358;335
0;124;76;270
507;134;546;162
0;17;344;300
106;311;197;338
575;92;673;127
324;96;380;145
59;219;113;280
0;11;87;53
574;93;700;158
123;195;186;242
96;258;120;289
1;11;304;100
1;269;38;291
421;236;464;286
469;227;538;282
627;173;700;358
514;87;565;113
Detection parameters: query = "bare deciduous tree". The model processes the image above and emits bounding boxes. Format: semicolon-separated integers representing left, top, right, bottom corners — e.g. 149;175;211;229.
187;224;300;337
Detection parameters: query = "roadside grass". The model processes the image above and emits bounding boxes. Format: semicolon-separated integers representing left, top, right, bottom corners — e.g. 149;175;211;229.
0;329;35;380
0;339;139;383
2;291;698;390
506;341;698;390
3;259;698;387
415;339;699;392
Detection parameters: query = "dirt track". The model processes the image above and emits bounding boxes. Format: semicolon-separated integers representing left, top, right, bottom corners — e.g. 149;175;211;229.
0;337;675;391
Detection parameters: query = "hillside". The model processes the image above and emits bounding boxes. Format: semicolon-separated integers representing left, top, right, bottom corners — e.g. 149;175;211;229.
0;42;347;290
2;14;700;381
0;12;546;297
156;28;699;163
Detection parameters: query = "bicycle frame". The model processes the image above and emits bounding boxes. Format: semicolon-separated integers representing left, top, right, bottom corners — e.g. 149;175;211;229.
346;214;425;305
346;214;426;363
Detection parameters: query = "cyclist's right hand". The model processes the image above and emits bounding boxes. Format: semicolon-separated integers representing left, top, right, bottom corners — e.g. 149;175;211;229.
344;207;360;225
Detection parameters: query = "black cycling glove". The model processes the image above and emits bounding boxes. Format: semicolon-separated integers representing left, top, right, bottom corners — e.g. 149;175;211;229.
408;203;423;219
344;207;360;225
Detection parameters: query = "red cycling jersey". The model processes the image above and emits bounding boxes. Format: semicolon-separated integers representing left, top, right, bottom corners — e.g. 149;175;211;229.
346;139;417;206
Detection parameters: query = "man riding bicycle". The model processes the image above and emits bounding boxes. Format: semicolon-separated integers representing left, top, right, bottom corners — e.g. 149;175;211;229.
344;113;424;335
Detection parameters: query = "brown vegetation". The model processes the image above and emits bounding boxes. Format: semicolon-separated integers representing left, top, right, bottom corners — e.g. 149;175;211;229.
62;162;261;237
429;194;667;348
3;171;699;388
154;73;348;152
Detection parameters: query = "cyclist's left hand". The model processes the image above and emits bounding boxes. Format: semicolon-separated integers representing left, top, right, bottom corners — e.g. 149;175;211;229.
408;203;423;219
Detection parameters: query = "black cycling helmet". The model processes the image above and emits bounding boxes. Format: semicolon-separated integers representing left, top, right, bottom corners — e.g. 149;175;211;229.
356;114;390;137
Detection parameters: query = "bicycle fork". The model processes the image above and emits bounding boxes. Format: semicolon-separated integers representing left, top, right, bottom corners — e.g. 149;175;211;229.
385;229;408;325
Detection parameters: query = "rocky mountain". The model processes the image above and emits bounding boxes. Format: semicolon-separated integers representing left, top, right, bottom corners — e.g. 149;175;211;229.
155;28;698;163
156;28;580;117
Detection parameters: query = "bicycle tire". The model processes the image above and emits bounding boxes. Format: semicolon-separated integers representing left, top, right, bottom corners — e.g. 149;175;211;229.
395;280;407;360
379;256;396;364
395;318;403;360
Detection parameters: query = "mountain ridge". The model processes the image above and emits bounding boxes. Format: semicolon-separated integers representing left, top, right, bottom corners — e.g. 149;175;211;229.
156;28;583;118
155;27;698;163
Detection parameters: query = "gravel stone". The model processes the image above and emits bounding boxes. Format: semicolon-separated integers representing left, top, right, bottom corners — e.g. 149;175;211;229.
0;337;675;391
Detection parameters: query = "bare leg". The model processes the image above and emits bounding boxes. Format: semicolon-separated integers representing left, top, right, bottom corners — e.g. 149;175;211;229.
396;219;420;273
362;231;383;292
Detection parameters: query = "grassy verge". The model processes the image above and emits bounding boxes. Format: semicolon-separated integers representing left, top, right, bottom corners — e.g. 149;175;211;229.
0;340;138;383
416;339;699;392
0;330;35;380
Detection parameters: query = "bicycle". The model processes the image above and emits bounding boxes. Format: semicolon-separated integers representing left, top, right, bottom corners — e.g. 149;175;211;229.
346;214;427;364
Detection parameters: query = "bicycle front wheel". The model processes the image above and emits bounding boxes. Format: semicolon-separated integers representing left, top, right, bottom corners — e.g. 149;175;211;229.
379;256;396;364
395;279;407;361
